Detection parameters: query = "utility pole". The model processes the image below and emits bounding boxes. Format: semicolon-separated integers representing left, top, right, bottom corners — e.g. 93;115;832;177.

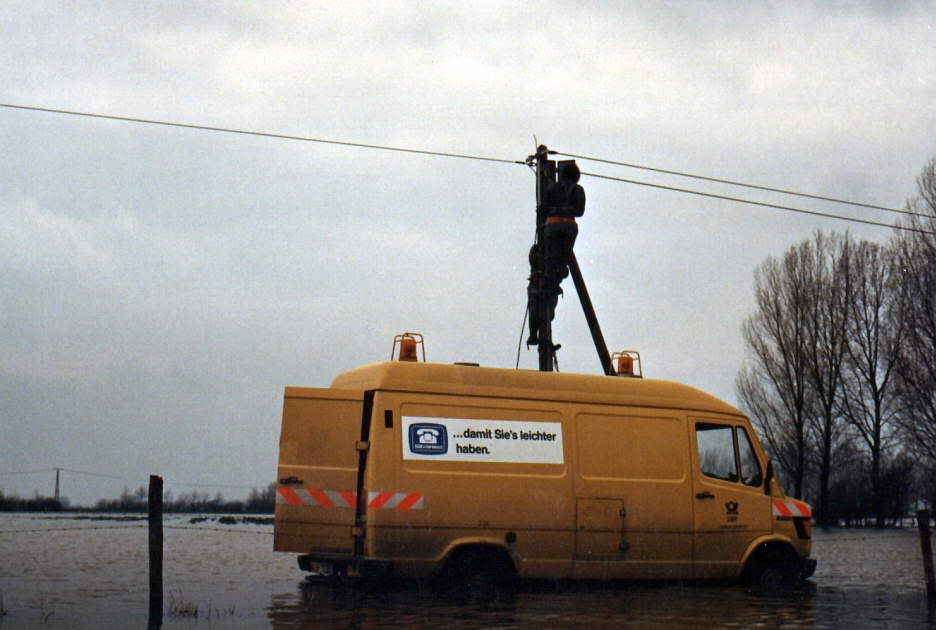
533;145;557;371
54;467;61;502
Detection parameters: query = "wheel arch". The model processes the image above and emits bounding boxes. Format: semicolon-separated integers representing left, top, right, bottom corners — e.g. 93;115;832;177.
437;539;518;577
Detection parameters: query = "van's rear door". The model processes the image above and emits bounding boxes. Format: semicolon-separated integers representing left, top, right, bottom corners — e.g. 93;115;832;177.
274;387;364;554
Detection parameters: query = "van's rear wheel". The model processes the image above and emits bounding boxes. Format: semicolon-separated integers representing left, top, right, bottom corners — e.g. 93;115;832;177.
439;547;516;602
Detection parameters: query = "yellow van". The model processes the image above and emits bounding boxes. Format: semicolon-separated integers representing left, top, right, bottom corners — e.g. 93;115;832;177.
274;356;815;591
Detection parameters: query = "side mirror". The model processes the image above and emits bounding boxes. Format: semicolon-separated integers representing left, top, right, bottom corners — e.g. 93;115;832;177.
764;460;774;496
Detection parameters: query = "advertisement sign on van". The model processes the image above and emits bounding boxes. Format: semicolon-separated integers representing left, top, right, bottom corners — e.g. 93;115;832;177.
402;416;564;464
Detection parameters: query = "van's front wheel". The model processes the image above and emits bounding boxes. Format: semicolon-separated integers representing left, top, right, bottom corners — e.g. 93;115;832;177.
751;561;797;592
743;548;799;593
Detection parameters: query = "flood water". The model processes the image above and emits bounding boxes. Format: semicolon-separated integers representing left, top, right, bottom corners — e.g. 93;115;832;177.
1;513;934;629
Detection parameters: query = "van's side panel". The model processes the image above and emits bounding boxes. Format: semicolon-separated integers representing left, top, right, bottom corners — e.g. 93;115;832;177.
573;410;694;579
274;387;363;555
363;392;575;578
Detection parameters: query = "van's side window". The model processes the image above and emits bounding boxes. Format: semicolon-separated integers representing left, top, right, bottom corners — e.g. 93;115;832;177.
738;427;762;487
696;424;737;482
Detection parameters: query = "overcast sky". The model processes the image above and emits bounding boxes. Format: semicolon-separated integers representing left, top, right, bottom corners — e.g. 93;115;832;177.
2;2;934;506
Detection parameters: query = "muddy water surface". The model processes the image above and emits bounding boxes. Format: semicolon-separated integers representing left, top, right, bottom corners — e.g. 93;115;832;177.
1;514;934;629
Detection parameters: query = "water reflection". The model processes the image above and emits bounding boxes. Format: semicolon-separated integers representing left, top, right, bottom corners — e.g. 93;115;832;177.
266;578;817;629
266;574;936;629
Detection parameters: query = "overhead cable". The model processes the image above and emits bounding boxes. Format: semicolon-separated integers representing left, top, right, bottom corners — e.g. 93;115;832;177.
580;170;935;236
60;467;265;489
556;150;926;219
163;480;266;490
0;103;526;165
3;103;929;231
61;467;135;481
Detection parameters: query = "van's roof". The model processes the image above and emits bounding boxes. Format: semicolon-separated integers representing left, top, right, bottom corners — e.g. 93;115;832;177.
325;361;743;417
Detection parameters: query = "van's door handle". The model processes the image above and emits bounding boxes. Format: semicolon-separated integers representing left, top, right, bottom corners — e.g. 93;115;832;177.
695;491;715;500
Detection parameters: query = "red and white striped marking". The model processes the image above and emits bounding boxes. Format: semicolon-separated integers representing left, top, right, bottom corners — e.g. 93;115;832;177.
772;499;811;518
276;487;425;510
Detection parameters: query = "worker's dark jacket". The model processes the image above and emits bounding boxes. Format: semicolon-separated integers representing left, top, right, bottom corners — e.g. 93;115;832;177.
541;181;586;220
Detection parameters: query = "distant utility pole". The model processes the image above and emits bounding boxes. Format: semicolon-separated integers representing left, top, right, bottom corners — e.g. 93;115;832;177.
54;467;61;501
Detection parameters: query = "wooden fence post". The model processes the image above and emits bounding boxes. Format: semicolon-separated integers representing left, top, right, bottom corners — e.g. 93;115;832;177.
148;475;164;628
918;509;936;605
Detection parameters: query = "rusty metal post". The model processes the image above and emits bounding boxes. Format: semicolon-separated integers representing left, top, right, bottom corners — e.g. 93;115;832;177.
148;475;164;628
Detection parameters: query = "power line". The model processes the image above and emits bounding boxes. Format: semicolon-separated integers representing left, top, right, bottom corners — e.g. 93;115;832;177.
0;468;56;476
0;102;526;166
60;467;132;481
38;468;268;490
555;150;925;219
580;170;935;236
3;102;930;232
164;481;268;490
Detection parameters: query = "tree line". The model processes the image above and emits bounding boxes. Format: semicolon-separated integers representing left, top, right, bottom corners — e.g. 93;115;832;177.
0;483;277;514
738;159;936;527
0;491;65;512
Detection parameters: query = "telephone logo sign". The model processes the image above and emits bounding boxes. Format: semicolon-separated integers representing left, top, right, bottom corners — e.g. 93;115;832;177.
408;423;448;455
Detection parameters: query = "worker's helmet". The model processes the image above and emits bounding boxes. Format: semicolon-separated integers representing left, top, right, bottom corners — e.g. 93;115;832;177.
559;162;580;183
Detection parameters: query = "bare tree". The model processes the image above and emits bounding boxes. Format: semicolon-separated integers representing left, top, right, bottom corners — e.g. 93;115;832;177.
740;160;936;523
837;240;905;527
803;232;853;527
894;159;936;471
826;436;869;526
738;231;855;523
737;364;815;496
739;241;817;499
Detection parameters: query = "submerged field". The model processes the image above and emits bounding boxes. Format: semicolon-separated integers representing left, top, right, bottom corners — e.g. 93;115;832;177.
1;514;933;629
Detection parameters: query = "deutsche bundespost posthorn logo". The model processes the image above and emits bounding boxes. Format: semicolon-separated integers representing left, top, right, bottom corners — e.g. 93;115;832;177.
409;423;448;455
725;501;740;523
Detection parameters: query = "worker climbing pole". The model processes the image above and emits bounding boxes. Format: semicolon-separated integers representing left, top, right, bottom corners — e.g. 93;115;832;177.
526;144;614;375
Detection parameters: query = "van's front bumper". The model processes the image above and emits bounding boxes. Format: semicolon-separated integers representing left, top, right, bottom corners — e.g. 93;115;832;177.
298;553;392;577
